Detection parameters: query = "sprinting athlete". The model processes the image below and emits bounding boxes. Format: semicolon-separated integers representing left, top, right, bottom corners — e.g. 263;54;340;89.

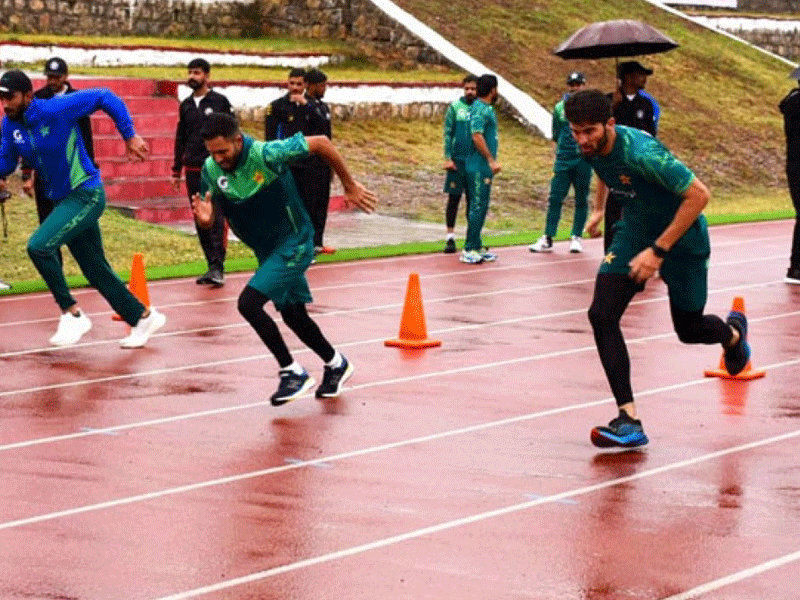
192;113;376;406
0;69;166;348
564;89;751;448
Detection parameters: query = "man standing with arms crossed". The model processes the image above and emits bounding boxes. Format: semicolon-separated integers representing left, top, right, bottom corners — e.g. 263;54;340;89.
565;89;750;448
191;113;376;405
0;69;166;348
442;74;477;254
172;57;233;287
461;74;501;265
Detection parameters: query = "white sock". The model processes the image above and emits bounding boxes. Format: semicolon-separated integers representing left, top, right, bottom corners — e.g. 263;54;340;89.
446;233;455;240
326;350;343;368
281;361;305;375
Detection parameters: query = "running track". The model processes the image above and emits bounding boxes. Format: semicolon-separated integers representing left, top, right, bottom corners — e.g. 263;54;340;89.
1;220;799;600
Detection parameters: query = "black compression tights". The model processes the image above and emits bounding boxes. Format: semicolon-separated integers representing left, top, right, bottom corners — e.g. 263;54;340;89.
587;273;734;407
445;193;469;229
238;286;335;369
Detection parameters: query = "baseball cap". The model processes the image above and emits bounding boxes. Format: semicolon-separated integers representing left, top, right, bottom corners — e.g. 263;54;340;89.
566;71;585;86
617;61;653;78
0;70;33;94
44;57;68;76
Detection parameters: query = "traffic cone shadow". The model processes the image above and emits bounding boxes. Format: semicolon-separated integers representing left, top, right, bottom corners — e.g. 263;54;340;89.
704;296;765;380
384;273;441;349
113;253;150;321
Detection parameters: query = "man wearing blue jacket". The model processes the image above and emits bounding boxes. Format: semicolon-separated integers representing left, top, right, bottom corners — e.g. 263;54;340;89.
0;69;166;348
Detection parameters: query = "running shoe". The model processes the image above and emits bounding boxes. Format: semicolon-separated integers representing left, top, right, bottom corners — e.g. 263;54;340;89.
569;235;583;253
785;266;800;285
316;356;354;398
591;411;649;448
0;278;10;291
529;235;553;253
119;308;167;348
480;249;497;262
444;238;457;254
460;250;484;264
50;311;92;346
315;245;336;255
271;369;315;406
724;310;751;376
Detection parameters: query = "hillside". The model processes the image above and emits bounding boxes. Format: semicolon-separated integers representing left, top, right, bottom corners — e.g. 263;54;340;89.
392;0;791;193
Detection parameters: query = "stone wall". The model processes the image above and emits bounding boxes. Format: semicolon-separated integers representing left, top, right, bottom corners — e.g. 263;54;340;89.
725;26;800;60
738;0;800;13
0;0;450;68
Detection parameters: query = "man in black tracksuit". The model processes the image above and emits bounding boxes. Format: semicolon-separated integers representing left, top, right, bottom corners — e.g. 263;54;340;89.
172;57;233;287
21;57;95;265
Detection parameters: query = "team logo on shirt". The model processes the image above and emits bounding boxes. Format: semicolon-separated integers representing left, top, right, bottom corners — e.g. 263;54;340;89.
12;129;24;143
204;107;213;115
604;252;616;264
619;174;631;185
252;171;264;185
217;176;229;190
484;177;491;185
636;109;645;120
39;126;50;137
450;182;456;189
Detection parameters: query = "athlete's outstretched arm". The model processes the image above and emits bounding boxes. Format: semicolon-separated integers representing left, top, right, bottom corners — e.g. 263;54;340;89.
306;135;377;213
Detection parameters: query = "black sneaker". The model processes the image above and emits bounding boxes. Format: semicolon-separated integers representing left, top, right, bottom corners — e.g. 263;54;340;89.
591;410;649;448
315;356;354;398
786;266;800;285
444;239;457;254
271;370;315;406
196;270;213;285
208;269;225;287
724;310;751;376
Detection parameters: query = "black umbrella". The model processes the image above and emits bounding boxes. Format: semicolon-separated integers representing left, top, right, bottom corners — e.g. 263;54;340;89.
554;19;679;60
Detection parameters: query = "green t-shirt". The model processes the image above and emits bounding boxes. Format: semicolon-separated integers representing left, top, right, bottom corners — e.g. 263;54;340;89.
552;98;582;165
200;133;313;257
443;97;474;162
466;98;498;173
589;125;709;256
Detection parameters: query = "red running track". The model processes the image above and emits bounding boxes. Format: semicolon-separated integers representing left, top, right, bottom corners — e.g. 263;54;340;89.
1;220;799;600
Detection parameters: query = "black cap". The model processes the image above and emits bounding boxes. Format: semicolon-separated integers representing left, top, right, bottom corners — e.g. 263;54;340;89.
0;70;33;94
618;61;653;78
44;57;68;76
566;71;585;86
304;68;327;84
187;57;210;73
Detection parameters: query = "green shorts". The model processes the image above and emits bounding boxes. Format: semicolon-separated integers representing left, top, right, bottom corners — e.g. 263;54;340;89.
248;236;314;310
443;160;469;195
599;227;710;312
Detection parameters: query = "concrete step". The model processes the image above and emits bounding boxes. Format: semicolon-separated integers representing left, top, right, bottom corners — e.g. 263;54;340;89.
116;96;178;114
94;134;175;158
97;156;176;178
92;113;177;136
108;197;193;223
104;177;177;201
29;76;160;97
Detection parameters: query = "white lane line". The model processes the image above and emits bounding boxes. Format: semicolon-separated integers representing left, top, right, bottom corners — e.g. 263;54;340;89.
662;550;800;599
1;278;791;399
2;355;798;533
148;427;800;600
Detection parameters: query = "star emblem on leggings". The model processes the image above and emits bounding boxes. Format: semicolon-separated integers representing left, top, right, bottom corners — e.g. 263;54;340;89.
604;252;616;264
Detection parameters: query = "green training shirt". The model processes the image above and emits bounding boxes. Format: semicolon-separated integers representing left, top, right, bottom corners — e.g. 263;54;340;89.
466;98;498;174
588;125;709;256
200;133;313;256
443;97;473;162
552;98;582;166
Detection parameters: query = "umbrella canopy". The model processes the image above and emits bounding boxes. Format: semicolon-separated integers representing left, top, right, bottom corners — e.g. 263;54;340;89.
554;19;679;60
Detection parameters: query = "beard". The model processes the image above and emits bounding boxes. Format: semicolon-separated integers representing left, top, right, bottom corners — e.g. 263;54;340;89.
187;79;202;90
581;129;609;158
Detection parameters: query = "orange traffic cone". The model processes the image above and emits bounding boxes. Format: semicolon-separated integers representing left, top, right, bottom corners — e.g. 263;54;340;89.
112;253;151;321
704;297;765;380
384;273;441;349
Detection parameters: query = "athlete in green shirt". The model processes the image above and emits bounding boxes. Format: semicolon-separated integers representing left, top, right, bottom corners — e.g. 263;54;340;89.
442;74;477;253
564;89;751;448
461;74;501;264
192;113;376;406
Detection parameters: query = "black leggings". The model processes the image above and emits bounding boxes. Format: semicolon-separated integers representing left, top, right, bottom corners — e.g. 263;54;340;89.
238;286;335;369
587;273;733;407
445;192;470;229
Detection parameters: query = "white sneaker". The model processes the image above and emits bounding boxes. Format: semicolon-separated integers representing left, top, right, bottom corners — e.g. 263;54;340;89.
529;235;553;253
459;250;484;264
0;279;10;291
119;308;166;348
569;235;583;253
50;311;92;346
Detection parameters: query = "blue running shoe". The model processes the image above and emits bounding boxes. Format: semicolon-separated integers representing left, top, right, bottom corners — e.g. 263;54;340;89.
724;310;751;376
591;411;649;448
480;249;497;262
460;250;484;264
316;356;354;398
271;369;315;406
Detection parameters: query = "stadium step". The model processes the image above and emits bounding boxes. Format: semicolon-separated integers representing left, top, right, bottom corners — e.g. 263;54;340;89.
92;113;177;136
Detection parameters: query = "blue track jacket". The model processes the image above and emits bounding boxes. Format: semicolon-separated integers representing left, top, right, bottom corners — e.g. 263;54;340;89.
0;89;136;201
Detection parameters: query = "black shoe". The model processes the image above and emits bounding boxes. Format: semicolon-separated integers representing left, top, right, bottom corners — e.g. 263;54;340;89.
724;310;751;376
208;269;225;287
786;266;800;285
271;369;315;406
196;270;213;285
315;356;354;398
443;239;457;254
591;410;649;448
